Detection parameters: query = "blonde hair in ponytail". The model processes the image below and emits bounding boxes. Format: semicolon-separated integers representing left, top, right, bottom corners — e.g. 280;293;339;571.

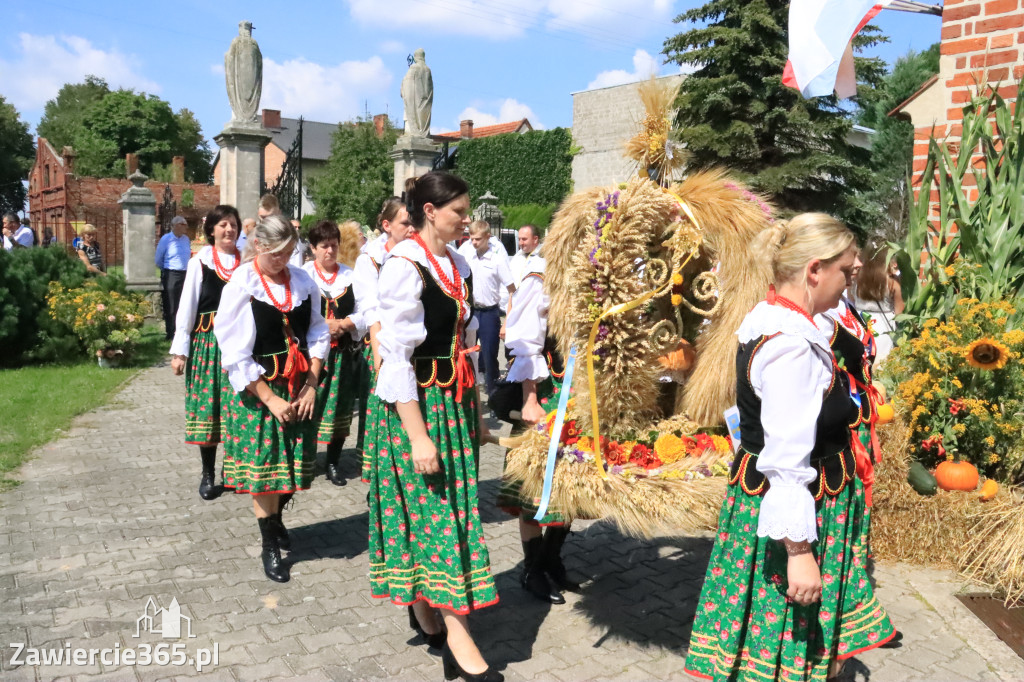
761;213;855;286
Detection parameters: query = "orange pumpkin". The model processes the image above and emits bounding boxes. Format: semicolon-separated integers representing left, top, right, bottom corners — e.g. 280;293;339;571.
934;460;980;492
658;340;696;372
875;403;895;425
979;479;999;501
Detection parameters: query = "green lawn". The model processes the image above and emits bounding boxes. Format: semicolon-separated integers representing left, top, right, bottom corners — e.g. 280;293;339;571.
0;322;169;491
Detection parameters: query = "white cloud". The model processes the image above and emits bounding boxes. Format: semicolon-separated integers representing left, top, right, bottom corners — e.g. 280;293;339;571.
261;56;393;123
344;0;675;40
0;33;160;113
456;98;542;130
586;48;694;90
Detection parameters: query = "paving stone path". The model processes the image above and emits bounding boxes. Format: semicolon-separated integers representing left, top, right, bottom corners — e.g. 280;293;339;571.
1;365;1022;681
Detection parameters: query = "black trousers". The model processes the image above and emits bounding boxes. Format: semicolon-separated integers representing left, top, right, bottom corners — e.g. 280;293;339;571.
161;269;187;339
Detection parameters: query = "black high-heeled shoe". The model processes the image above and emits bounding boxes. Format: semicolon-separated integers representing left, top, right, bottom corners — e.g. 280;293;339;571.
441;643;503;682
407;605;446;649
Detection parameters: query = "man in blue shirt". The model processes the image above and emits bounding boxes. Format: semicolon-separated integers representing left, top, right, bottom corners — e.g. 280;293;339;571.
155;215;192;340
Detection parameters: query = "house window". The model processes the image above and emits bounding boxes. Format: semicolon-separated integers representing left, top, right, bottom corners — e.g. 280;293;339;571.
44;165;50;188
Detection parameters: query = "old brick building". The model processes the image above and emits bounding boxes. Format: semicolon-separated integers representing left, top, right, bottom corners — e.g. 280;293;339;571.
28;138;220;266
891;0;1023;211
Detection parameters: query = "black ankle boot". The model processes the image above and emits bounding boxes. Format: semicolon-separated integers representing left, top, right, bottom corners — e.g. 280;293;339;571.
325;445;346;486
408;605;446;649
441;643;503;682
257;516;289;583
273;493;293;550
542;526;581;593
521;537;564;604
198;447;221;500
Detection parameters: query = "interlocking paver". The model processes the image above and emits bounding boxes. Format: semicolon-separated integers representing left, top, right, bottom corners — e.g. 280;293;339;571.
1;364;1022;681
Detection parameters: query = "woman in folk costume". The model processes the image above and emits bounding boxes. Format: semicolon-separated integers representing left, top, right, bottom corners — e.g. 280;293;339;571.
354;196;415;482
170;205;241;500
370;172;501;682
302;219;366;486
685;214;894;682
494;253;581;606
215;214;330;583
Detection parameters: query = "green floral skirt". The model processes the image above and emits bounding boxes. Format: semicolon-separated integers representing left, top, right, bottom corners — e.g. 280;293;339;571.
222;375;317;495
496;376;566;525
314;344;358;445
368;383;498;614
685;478;894;681
184;328;230;445
360;343;378;483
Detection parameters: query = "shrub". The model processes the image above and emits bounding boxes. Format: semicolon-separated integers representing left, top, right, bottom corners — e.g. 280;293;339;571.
884;297;1024;482
47;279;149;362
456;128;574;207
0;247;87;366
501;204;558;232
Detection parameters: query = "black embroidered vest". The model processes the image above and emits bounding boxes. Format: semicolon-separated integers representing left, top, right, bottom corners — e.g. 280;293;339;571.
828;310;875;428
730;333;858;500
407;259;474;387
250;296;312;363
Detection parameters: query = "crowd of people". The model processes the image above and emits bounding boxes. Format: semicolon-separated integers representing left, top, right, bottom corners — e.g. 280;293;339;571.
152;172;901;681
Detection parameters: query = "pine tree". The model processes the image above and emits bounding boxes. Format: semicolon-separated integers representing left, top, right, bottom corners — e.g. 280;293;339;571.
662;0;886;231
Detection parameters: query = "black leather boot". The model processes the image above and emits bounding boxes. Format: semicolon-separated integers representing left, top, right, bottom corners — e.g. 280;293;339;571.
325;443;346;486
273;493;293;551
198;446;221;500
441;643;504;682
521;537;564;604
258;516;289;583
542;526;581;593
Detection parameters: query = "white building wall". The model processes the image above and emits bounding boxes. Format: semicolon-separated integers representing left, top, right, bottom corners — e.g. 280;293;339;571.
570;74;686;191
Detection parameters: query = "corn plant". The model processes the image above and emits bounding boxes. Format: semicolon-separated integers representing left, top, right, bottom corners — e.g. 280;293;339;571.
890;77;1024;336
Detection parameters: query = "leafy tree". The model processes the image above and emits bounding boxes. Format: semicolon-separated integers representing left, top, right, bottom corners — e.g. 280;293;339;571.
309;117;399;226
858;44;940;238
174;109;213;183
0;96;34;214
36;76;111;150
662;0;887;231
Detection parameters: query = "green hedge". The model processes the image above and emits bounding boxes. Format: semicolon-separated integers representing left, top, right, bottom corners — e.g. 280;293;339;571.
0;247;88;366
456;128;574;207
500;204;557;232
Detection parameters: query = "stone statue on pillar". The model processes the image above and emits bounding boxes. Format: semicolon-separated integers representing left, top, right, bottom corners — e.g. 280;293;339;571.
225;21;263;126
401;49;433;138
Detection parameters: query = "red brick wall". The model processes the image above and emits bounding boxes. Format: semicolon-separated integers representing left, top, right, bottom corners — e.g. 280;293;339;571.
912;0;1022;221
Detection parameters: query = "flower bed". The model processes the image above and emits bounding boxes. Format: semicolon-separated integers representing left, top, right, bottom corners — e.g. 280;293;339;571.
47;280;150;362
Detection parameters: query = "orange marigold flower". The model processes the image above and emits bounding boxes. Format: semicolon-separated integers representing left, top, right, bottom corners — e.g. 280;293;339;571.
654;433;686;464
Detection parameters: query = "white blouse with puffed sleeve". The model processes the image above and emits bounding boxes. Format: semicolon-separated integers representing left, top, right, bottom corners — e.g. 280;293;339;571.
374;238;474;404
215;262;330;393
301;261;367;342
737;301;837;544
170;246;238;357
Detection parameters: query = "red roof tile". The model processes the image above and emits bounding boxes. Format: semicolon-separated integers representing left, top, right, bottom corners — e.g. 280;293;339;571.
433;118;532;139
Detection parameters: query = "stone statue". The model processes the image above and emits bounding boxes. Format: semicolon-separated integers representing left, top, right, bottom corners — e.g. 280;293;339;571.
401;49;433;138
225;21;262;125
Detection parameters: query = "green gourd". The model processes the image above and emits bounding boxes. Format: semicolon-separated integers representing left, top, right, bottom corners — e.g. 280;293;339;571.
908;461;938;496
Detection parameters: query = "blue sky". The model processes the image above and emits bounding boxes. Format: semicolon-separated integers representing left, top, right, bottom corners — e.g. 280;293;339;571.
2;0;944;146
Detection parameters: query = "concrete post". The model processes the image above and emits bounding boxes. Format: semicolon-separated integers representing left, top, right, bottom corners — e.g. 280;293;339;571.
119;170;160;292
215;122;272;222
388;136;439;196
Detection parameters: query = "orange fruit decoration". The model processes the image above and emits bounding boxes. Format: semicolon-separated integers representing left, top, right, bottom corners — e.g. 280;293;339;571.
934;460;980;492
979;479;999;501
875;403;895;425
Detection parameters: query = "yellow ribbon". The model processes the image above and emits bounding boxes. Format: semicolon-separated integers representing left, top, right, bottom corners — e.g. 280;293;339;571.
584;193;703;477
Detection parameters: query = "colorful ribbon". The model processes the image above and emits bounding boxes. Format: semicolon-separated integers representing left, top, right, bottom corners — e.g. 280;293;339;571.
454;343;480;403
282;332;310;400
535;346;578;522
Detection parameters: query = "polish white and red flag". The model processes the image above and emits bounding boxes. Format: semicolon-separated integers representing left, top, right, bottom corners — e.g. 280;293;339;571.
784;0;895;98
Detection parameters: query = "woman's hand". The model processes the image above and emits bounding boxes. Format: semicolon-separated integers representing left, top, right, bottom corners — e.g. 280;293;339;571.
328;319;347;338
521;395;546;425
785;546;822;606
411;434;440;475
170;355;186;375
268;395;297;425
293;383;317;420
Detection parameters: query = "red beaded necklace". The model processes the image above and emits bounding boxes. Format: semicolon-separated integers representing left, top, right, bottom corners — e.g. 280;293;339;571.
766;285;814;325
412;232;464;301
212;247;239;281
253;257;292;312
314;260;338;286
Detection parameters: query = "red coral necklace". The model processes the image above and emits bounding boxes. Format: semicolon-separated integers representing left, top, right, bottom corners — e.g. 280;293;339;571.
412;232;464;301
767;285;814;325
253;257;292;312
314;260;338;286
212;247;239;280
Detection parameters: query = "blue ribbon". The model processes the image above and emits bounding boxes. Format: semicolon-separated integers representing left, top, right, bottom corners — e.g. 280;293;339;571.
534;346;577;522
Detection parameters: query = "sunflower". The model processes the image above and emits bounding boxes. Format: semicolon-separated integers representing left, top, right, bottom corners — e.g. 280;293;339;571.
965;337;1010;370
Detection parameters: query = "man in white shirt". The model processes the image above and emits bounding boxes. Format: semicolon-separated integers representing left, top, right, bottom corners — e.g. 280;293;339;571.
2;212;33;250
462;220;514;394
503;224;542;309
